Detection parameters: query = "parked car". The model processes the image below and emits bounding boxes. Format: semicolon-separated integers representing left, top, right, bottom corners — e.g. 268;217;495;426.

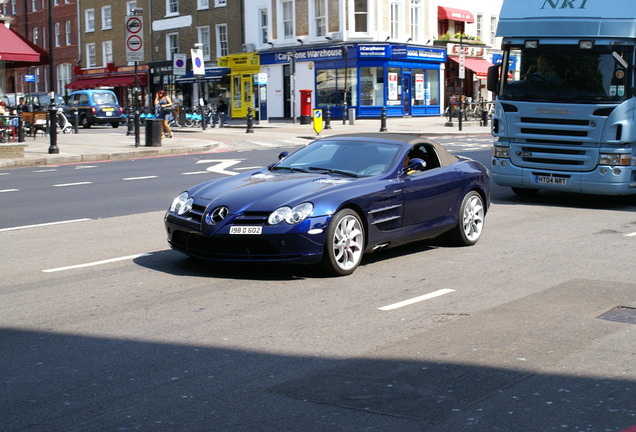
65;89;123;128
165;133;491;276
24;93;66;110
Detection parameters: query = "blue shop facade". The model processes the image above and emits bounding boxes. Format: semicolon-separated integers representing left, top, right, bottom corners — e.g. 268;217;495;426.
258;43;446;119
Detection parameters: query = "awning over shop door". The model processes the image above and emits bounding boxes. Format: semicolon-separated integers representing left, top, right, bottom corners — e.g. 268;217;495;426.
0;24;49;67
175;67;230;84
438;6;475;23
448;56;493;79
65;77;107;89
99;74;148;87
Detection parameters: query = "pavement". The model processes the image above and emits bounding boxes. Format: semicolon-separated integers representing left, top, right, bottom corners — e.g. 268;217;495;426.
0;115;492;169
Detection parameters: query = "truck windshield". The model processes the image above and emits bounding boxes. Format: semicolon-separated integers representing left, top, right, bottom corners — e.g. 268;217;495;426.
500;45;633;103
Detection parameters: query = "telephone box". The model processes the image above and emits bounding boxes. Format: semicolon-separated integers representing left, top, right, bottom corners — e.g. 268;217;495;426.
299;89;312;124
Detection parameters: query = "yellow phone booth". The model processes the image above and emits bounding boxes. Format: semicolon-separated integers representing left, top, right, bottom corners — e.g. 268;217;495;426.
219;53;260;119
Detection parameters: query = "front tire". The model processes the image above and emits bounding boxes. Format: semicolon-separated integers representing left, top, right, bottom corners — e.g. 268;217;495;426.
448;191;485;246
321;209;365;276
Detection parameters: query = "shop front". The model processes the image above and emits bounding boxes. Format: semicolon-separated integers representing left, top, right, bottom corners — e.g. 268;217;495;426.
259;43;446;120
218;53;260;119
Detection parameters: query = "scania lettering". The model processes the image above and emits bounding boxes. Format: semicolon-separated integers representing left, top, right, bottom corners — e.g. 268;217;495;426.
488;0;636;196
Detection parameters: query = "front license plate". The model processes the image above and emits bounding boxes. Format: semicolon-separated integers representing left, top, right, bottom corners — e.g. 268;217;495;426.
229;226;262;235
535;175;568;185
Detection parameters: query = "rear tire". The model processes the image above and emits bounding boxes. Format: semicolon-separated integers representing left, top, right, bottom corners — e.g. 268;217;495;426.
111;122;119;128
81;116;91;129
448;191;485;246
321;209;365;276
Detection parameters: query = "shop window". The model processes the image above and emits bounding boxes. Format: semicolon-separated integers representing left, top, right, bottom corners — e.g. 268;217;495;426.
337;68;357;106
316;68;356;106
412;69;440;106
360;67;384;106
387;67;401;106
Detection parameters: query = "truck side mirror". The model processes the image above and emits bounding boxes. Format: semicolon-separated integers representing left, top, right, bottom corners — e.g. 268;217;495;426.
487;65;501;93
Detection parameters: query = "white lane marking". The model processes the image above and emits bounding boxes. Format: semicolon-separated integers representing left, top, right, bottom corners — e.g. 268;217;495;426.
0;172;10;175
33;169;57;173
182;171;209;175
43;253;151;273
0;218;91;233
53;182;93;187
0;189;19;193
123;176;158;181
75;165;98;169
378;289;455;311
625;232;636;237
196;159;242;176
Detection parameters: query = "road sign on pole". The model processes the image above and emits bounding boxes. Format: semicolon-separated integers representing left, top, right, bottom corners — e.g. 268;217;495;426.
125;16;144;62
173;54;187;76
191;49;205;75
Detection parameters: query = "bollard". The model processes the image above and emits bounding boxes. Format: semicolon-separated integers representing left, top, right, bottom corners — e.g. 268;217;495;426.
48;107;59;154
17;111;24;143
126;107;134;136
74;109;79;134
246;107;255;133
379;106;388;132
201;105;207;130
325;105;331;130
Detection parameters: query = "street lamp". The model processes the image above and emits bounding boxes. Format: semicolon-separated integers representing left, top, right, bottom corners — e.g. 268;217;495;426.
286;51;296;124
47;0;58;154
130;7;143;147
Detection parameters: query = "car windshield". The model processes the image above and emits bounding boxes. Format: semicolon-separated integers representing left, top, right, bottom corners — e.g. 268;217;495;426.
272;139;403;177
500;44;634;103
93;92;118;104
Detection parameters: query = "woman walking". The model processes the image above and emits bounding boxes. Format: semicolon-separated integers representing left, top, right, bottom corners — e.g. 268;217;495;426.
154;89;173;138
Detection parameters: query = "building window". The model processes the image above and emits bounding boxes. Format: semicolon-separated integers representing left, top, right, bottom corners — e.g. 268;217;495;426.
259;9;268;45
282;0;294;39
41;26;46;48
86;43;96;67
410;0;421;42
32;27;38;45
102;41;113;66
31;0;36;12
166;33;179;60
412;69;439;106
198;0;209;9
359;67;384;106
215;0;226;6
490;16;497;45
126;1;137;14
102;6;112;30
65;21;72;45
390;2;400;39
167;0;178;15
198;26;211;60
55;22;60;47
216;24;228;58
57;63;72;94
85;9;95;32
314;0;326;37
316;68;357;107
353;0;368;33
476;14;483;40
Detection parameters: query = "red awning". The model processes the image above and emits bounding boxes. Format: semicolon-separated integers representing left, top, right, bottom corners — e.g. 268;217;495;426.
449;56;493;79
0;24;49;67
99;74;148;88
65;77;107;89
438;6;475;23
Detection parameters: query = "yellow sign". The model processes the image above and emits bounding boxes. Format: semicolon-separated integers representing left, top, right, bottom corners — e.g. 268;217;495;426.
313;109;323;135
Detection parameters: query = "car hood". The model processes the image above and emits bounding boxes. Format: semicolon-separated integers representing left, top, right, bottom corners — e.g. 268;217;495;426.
194;170;359;214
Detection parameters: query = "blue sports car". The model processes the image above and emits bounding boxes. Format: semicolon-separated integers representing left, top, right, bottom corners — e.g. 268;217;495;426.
165;133;491;276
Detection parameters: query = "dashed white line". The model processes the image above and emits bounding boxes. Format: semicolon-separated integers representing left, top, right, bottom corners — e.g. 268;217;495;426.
43;253;152;273
625;232;636;237
0;218;91;232
0;189;19;193
378;288;455;311
75;165;98;170
53;182;93;187
123;176;158;181
33;169;57;173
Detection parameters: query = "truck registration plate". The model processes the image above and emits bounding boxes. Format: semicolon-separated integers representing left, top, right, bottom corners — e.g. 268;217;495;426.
229;226;262;235
535;175;567;185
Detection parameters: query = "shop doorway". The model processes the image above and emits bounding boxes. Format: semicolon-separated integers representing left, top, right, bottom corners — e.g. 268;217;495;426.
403;74;412;116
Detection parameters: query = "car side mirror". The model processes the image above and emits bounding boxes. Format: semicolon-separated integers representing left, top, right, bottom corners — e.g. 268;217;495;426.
403;158;426;175
278;151;289;160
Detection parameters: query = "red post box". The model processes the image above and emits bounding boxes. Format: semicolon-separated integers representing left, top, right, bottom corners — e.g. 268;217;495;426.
299;89;312;124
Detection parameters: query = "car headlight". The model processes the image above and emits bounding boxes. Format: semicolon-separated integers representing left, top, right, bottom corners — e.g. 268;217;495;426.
599;153;631;166
170;192;193;215
268;202;313;225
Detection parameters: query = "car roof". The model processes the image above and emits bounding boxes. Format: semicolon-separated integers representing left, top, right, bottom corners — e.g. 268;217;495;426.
320;133;459;167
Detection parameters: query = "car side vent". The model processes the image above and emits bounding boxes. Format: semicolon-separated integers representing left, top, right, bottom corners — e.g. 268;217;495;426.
616;123;623;141
593;107;616;117
501;103;519;112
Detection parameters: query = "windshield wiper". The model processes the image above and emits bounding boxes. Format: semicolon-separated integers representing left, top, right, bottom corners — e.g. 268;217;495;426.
308;167;359;178
270;166;309;173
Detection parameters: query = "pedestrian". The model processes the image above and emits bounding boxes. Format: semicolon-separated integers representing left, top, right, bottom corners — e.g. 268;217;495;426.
154;89;173;138
18;97;31;113
212;97;228;127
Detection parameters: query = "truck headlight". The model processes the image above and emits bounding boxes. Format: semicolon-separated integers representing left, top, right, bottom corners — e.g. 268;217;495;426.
599;153;631;166
493;146;510;158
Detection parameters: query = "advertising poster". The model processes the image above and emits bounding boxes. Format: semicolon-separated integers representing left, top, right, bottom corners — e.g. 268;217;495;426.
388;72;398;101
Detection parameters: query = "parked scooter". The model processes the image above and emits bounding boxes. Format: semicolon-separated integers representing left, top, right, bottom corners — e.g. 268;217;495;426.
56;107;74;134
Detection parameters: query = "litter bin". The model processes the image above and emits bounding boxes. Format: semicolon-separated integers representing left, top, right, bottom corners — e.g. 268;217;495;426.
348;107;356;125
145;119;162;147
